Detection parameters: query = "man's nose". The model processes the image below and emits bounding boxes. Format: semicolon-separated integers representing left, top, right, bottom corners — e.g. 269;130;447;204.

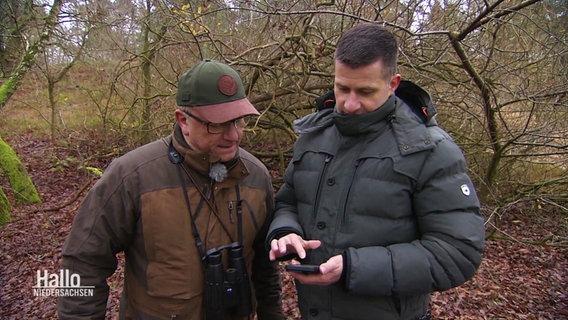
223;122;241;141
343;93;361;113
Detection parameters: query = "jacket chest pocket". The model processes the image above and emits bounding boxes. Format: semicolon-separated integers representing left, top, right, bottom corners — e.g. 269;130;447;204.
141;189;204;300
339;158;415;225
337;158;416;246
292;152;334;226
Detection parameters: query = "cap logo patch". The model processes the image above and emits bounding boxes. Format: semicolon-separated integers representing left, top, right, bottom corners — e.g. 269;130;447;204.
218;75;238;96
460;184;471;196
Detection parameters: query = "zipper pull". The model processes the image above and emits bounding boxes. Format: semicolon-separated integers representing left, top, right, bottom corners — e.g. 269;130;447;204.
228;201;235;223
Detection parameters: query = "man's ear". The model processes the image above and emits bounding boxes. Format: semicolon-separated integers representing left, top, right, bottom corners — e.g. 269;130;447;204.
175;109;190;135
389;74;401;91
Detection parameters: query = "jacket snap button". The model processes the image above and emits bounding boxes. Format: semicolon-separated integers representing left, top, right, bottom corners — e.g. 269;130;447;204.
309;308;319;316
316;221;326;230
326;178;335;186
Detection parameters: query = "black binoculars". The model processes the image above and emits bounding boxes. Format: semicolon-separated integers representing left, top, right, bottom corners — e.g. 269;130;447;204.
204;244;252;320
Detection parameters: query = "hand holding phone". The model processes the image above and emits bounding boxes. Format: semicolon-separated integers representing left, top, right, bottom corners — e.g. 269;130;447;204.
284;264;320;274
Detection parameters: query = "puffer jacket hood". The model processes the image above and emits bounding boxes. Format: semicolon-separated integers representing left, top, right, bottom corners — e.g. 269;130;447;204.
295;80;439;155
310;79;437;123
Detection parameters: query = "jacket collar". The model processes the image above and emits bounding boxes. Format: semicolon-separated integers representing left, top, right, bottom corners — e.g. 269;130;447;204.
391;97;436;155
293;108;335;134
171;124;249;183
294;95;397;136
333;95;396;136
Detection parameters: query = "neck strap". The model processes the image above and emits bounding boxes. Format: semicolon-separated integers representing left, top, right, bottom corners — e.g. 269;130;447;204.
167;139;245;262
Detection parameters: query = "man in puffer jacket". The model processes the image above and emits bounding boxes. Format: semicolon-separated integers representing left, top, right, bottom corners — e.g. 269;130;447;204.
58;60;283;320
267;23;485;320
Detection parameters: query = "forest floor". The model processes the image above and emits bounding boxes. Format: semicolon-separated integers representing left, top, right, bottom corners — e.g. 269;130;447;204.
0;133;566;319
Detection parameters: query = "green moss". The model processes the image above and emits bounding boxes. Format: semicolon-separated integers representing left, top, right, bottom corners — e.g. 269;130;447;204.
0;136;42;205
0;188;11;226
0;77;16;105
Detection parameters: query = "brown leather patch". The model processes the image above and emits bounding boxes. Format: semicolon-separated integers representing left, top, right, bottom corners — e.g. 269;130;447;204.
218;75;238;96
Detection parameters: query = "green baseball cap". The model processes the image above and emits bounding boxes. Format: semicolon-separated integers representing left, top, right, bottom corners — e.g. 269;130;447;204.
176;59;259;123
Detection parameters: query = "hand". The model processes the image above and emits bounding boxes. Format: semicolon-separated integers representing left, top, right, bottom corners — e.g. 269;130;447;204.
269;234;321;261
289;255;343;286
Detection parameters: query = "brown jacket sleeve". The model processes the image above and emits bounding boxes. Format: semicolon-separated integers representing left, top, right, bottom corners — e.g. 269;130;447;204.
57;162;136;319
251;178;284;320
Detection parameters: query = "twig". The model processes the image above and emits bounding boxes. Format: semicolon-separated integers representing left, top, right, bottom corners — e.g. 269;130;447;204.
27;177;96;214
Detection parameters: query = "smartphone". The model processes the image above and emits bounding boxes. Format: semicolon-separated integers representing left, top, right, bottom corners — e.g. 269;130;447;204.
284;264;320;274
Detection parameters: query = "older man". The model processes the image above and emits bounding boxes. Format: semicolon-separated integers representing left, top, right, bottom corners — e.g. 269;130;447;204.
59;60;283;320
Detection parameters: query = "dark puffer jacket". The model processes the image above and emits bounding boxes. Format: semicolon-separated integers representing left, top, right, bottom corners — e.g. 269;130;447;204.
267;81;485;320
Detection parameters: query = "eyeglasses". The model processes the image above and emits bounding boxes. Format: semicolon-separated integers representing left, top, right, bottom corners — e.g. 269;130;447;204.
181;109;250;134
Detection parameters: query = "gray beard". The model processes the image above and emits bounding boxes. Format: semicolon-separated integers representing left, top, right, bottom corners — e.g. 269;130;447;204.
209;163;228;183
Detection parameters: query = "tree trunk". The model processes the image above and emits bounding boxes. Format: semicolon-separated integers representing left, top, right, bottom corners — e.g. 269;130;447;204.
0;135;41;225
137;0;168;144
0;0;63;111
0;186;11;226
0;0;62;224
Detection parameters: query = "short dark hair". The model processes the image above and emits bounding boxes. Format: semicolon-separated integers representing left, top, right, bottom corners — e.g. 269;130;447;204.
335;23;398;78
